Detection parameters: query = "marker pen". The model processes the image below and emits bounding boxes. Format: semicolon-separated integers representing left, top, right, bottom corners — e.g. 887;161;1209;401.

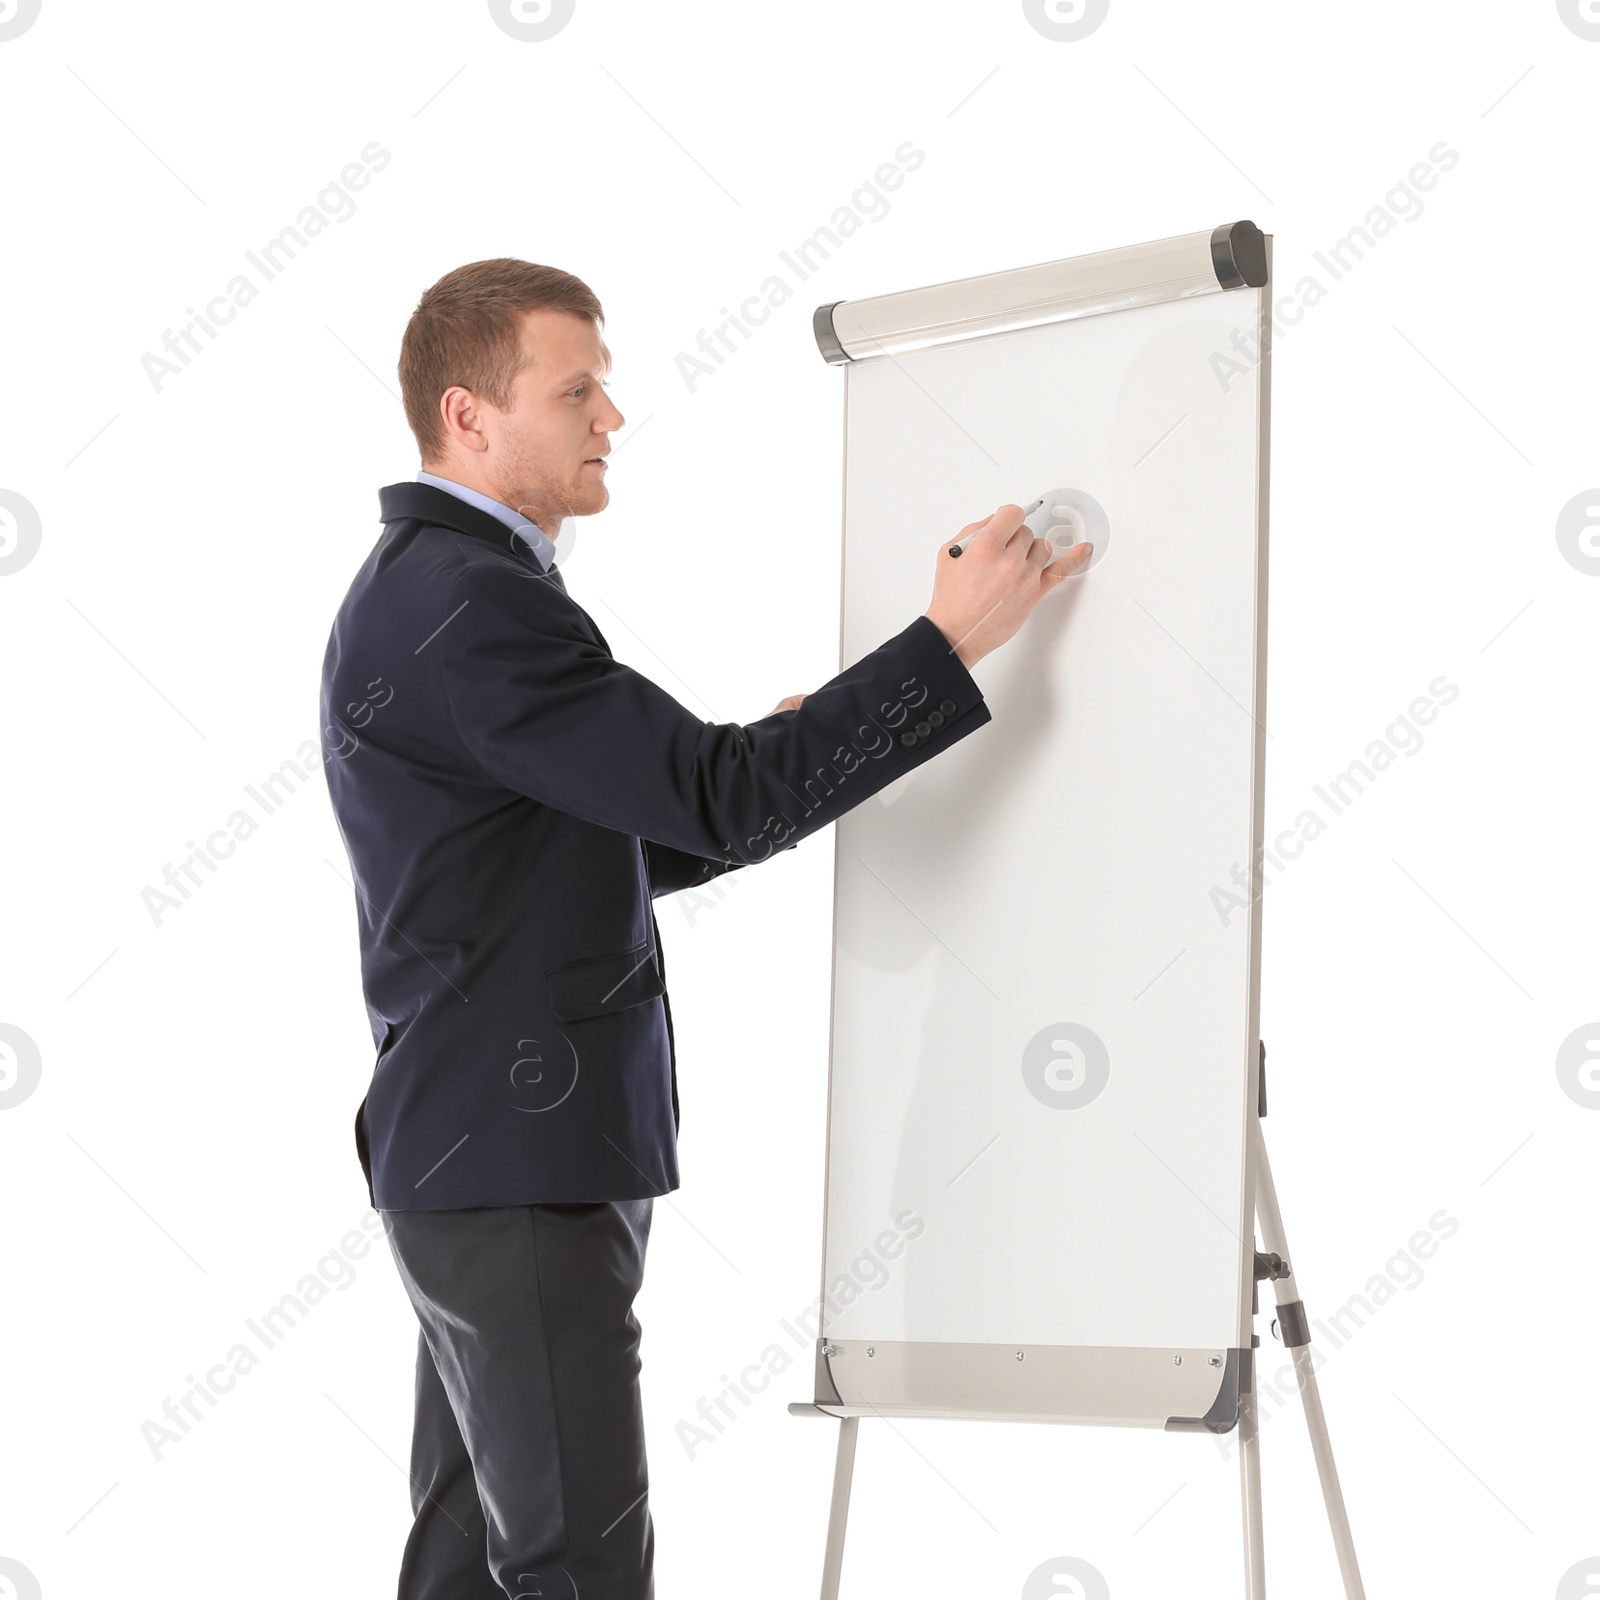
948;498;1045;558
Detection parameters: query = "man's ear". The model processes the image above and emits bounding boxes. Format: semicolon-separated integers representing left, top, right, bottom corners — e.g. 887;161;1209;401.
439;386;489;456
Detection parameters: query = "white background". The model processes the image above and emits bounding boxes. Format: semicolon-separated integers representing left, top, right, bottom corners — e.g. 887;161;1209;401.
1;3;1595;1597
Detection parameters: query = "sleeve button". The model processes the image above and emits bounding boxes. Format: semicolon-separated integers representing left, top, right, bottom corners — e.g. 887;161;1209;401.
915;720;931;737
927;709;944;727
940;698;957;716
899;730;918;747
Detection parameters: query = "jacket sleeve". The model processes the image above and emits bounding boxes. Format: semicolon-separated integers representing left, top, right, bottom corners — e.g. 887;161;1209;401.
642;839;751;898
434;563;992;865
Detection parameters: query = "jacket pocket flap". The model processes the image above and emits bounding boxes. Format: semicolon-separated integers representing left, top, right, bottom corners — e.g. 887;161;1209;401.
546;941;664;1022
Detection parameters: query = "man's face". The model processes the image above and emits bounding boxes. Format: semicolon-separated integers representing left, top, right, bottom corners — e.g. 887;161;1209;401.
476;308;623;531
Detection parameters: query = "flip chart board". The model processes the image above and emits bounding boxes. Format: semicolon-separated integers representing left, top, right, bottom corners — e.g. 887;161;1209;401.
807;223;1272;1428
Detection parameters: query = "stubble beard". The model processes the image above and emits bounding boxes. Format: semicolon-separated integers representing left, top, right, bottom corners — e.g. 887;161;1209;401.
499;435;606;532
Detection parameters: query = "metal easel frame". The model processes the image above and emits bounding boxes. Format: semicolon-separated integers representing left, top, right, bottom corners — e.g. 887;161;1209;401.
1240;1056;1367;1598
790;1048;1368;1599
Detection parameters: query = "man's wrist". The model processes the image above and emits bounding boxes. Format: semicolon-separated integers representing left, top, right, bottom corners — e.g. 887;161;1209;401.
923;610;981;670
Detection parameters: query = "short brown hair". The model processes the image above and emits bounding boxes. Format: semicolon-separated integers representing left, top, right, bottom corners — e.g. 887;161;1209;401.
398;258;604;462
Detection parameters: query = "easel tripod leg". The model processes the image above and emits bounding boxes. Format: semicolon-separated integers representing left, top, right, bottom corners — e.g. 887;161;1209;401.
1239;1383;1265;1599
1251;1118;1367;1600
1288;1344;1365;1599
820;1415;859;1600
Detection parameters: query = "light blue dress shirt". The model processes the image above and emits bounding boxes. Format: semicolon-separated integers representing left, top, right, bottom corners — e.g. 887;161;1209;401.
417;470;557;572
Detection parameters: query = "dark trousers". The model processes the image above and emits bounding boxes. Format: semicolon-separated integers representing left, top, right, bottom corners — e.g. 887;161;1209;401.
382;1201;655;1600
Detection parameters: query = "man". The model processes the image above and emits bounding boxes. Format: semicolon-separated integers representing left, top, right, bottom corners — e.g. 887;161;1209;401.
319;257;1088;1599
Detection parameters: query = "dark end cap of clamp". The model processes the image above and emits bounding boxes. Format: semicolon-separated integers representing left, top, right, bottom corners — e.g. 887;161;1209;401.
1211;220;1269;290
1165;1346;1251;1434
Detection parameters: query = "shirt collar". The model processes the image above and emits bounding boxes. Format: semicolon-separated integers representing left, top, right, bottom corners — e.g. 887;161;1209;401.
415;471;557;572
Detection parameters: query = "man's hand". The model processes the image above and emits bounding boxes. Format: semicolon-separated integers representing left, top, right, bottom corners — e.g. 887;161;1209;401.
923;504;1091;669
767;694;806;715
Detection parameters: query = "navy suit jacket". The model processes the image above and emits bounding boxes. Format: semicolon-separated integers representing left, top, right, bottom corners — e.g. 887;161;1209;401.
320;481;992;1210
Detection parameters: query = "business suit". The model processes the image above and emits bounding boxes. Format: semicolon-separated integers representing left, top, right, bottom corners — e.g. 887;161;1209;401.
320;479;992;1595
